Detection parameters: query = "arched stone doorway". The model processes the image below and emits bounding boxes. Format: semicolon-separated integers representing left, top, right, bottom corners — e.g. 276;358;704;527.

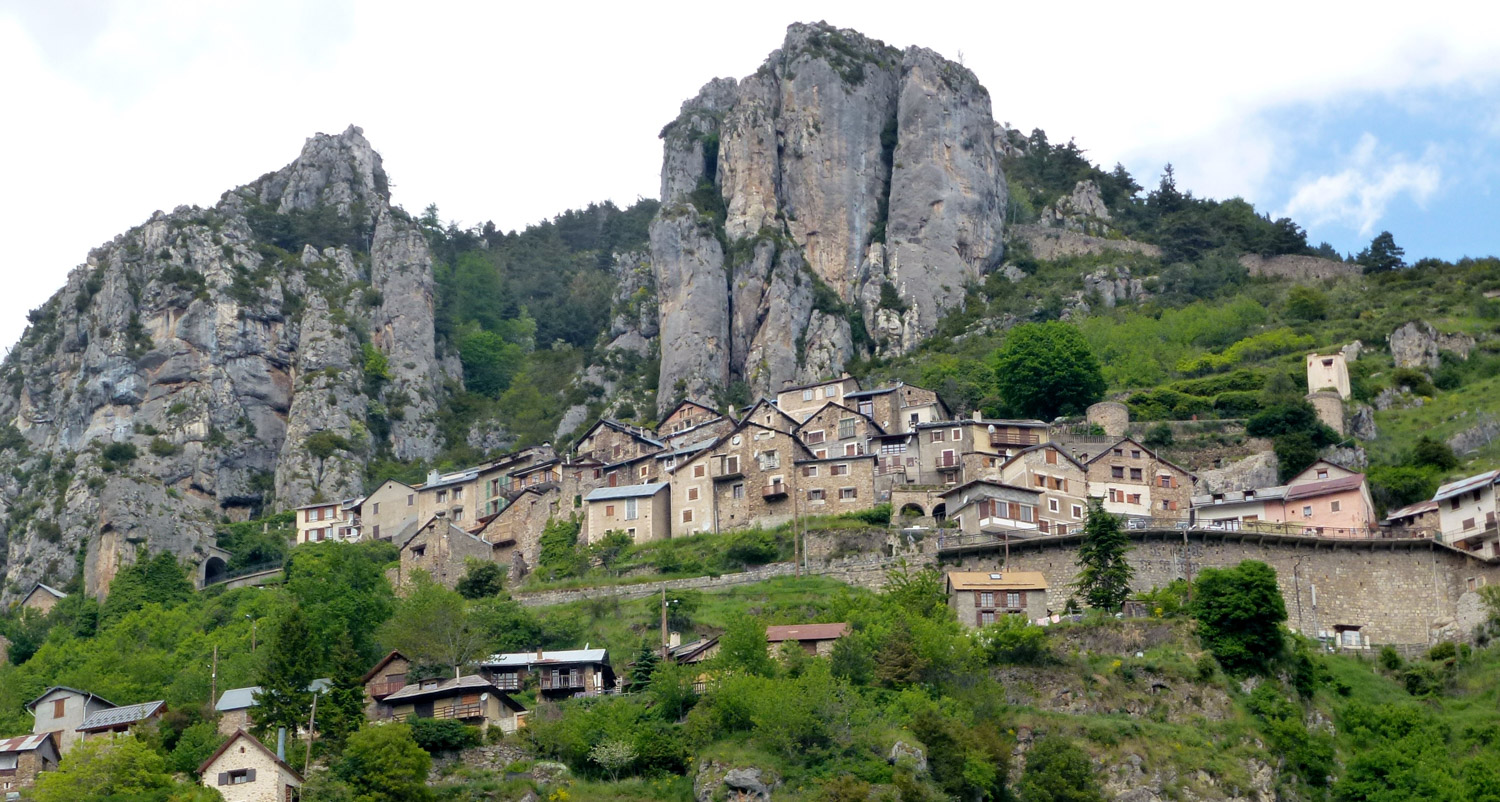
899;503;926;519
931;503;948;523
201;556;227;587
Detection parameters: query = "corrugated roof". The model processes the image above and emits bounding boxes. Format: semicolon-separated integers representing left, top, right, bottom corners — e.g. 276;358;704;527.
481;648;608;667
585;483;669;502
1434;470;1500;503
78;700;164;732
31;582;67;599
765;623;849;642
947;571;1049;590
0;733;55;753
668;637;719;660
216;679;330;712
1192;485;1289;506
382;675;524;712
1285;473;1366;500
1386;500;1439;519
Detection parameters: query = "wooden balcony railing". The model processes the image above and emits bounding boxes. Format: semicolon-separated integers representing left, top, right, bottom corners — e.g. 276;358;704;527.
990;433;1041;447
368;681;405;698
762;483;788;499
434;703;483;720
539;675;586;691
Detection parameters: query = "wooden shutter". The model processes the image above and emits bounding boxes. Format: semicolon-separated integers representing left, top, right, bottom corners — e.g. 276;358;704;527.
245;768;256;782
1009;502;1020;519
218;773;229;786
1019;592;1027;608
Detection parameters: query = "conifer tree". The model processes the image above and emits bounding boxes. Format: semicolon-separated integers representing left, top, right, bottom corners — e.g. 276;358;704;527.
315;635;369;753
1074;499;1133;611
253;606;319;738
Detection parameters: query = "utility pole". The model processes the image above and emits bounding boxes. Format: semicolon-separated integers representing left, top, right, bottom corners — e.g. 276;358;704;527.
660;587;668;659
304;692;318;771
210;645;218;712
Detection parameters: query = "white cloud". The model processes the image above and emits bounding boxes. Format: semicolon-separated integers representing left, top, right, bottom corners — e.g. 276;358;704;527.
1280;134;1442;235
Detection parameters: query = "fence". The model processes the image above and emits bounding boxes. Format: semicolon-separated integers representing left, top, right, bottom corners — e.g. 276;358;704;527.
935;519;1443;555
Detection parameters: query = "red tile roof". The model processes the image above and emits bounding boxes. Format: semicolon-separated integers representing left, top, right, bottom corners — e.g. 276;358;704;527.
765;623;849;642
1285;473;1365;500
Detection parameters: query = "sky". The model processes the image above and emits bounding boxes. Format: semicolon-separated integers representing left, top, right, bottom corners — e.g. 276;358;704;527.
2;1;1498;352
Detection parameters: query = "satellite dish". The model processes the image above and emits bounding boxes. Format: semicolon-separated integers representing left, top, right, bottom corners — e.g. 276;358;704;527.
480;693;489;701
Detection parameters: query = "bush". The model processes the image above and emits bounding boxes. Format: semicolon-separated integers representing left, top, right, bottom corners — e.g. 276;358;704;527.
978;616;1053;665
725;529;779;566
407;718;482;753
101;441;138;464
1378;645;1404;672
1390;367;1437;397
148;437;180;457
1191;561;1286;674
1016;736;1105;802
1412;436;1459;471
1142;423;1174;448
842;503;892;525
1427;641;1457;663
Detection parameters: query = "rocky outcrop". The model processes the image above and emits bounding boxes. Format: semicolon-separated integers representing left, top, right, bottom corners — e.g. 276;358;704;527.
1388;321;1475;370
1082;265;1147;308
652;22;1008;411
1238;253;1358;281
0;126;451;599
1008;224;1161;261
694;762;777;802
1348;403;1377;441
1194;452;1278;495
1038;179;1111;233
1448;414;1499;456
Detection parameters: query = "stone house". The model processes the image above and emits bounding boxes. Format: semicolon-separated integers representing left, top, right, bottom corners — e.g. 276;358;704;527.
997;443;1090;536
910;417;1049;486
766;623;849;657
776;374;862;422
214;681;329;738
1433;470;1499;558
656;400;733;447
947;571;1049;628
199;729;302;802
1084;437;1194;519
390;515;503;591
603;451;666;489
584;483;671;543
941;480;1044;536
361;650;411;715
1383;500;1439;534
669;421;810;535
473;485;561;574
794;455;878;517
0;732;59;798
479;648;615;699
844;382;949;434
18;582;66;615
377;675;528;734
78;700;165;742
795;401;882;459
26;686;114;754
293;498;360;544
740;398;803;434
870;430;921;492
355;478;418;543
574;419;665;464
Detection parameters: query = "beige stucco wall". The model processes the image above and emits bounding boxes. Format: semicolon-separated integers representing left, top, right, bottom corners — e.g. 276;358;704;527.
1306;353;1351;399
588;488;670;543
202;737;299;802
31;690;111;754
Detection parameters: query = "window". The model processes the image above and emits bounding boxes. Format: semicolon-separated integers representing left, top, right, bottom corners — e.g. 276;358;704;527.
980;610;996;626
1034;475;1046;488
1331;500;1341;512
694;464;706;478
682;509;694;523
436;490;447;503
687;487;699;501
613;444;623;458
372;502;380;515
840;487;858;500
1130;468;1142;480
223;768;255;785
759;450;780;469
1303;505;1313;517
803;388;814;401
845;443;860;456
1113;448;1123;456
1243;515;1258;522
1451;497;1461;511
1463;517;1476;530
733;483;744;499
1049;499;1060;513
726;456;740;474
627;528;636;538
858;400;874;416
411;545;425;558
803;465;818;477
1161;500;1171;510
930;430;945;442
808;489;825;501
1132;450;1142;459
373;525;380;538
979;591;994;607
1111;466;1124;479
805;430;826;444
1056;524;1068;535
1128;493;1141;504
1045;449;1057;465
815;449;828;459
453;487;463;500
839;418;856;439
1020;505;1033;522
832;463;850;476
1317;469;1329;479
951;428;962;441
1158;475;1172;488
625;499;638;520
453;509;464;521
1006;591;1021;608
880;441;906;455
639;465;649;478
1072;504;1083;518
52;699;65;718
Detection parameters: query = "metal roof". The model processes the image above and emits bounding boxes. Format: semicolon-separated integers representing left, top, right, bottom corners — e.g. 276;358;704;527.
1285;473;1366;501
842;387;895;399
216;679;330;712
26;686;113;712
382;675;525;711
1434;470;1500;503
481;648;608;667
765;623;849;642
0;733;56;753
78;700;165;732
1385;500;1439;519
584;483;669;502
29;582;67;600
1192;485;1289;506
946;570;1049;590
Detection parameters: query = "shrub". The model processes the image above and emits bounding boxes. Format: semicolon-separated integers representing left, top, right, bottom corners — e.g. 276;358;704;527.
978;616;1053;665
1142;423;1174;448
1378;645;1405;672
725;529;779;566
1390;367;1436;397
1191;560;1286;674
101;441;138;464
148;437;180;457
1016;736;1105;802
408;718;482;753
1427;641;1457;663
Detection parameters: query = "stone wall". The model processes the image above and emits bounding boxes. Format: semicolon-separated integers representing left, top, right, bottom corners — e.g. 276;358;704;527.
951;532;1500;647
1086;402;1129;437
1010;225;1161;261
1239;254;1359;281
1307;391;1346;436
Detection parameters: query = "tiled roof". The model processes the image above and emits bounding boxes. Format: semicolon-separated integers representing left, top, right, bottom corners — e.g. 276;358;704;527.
1192;486;1289;506
946;570;1049;590
78;700;165;732
765;623;849;642
0;733;55;753
584;483;669;502
1434;470;1500;503
382;675;524;711
481;648;608;667
1285;473;1366;500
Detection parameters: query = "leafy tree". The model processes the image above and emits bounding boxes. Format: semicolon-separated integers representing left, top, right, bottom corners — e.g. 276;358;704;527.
1017;736;1105;802
2;607;51;665
1285;285;1329;321
829;634;875;685
1274;432;1323;483
979;615;1053;665
283;541;395;661
1191;560;1286;673
881;562;949;620
377;572;500;673
908;707;1009;801
457;328;526;397
992;322;1106;420
407;718;481;753
589;738;637;782
32;735;208;802
536;517;585;580
166;721;226;778
454;560;505;599
1412;436;1459;471
1075;499;1133;611
1357;230;1406;273
589;530;636;573
315;636;369;753
253;606;320;738
333;724;433;802
717;615;775;677
101;549;196;625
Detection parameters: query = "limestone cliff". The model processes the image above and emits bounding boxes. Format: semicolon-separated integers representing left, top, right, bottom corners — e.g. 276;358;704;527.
652;22;1008;411
0;126;450;598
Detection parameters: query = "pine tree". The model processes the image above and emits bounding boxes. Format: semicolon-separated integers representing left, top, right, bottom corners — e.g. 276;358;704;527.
316;635;369;754
253;607;319;738
1074;499;1134;611
631;643;661;688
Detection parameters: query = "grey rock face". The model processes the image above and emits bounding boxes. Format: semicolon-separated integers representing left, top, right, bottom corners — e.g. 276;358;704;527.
1321;446;1368;471
722;768;773;800
1081;265;1147;308
1389;320;1475;370
1448;414;1499;456
1194;452;1279;495
1038;179;1111;232
1341;340;1364;362
1348;404;1377;441
888;740;928;773
1374;386;1424;411
651;23;1008;411
0;126;447;599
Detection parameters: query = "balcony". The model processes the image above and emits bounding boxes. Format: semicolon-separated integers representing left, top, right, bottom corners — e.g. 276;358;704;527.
368;681;405;699
876;460;907;477
990;432;1040;447
539;674;587;692
762;483;788;499
937;455;959;468
433;703;484;720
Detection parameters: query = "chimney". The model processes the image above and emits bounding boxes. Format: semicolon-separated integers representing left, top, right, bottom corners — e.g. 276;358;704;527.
973;411;983;421
426;469;440;485
669;632;681;648
276;728;286;761
536;646;544;661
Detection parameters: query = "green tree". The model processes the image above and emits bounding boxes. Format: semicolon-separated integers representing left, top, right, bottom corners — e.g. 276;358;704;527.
630;643;661;688
33;735;212;802
166;721;226;778
716;615;775;677
589;529;635;574
992;322;1106;420
1075;499;1133;611
101;549;196;625
1191;560;1286;673
1284;285;1328;321
829;634;875;685
874;618;929;688
283;541;395;661
536;517;585;580
253;606;320;738
376;572;500;673
334;724;433;802
1017;736;1105;802
1357;230;1406;273
1412;436;1459;470
458;328;526;397
1273;432;1323;483
454;560;505;599
316;636;369;754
